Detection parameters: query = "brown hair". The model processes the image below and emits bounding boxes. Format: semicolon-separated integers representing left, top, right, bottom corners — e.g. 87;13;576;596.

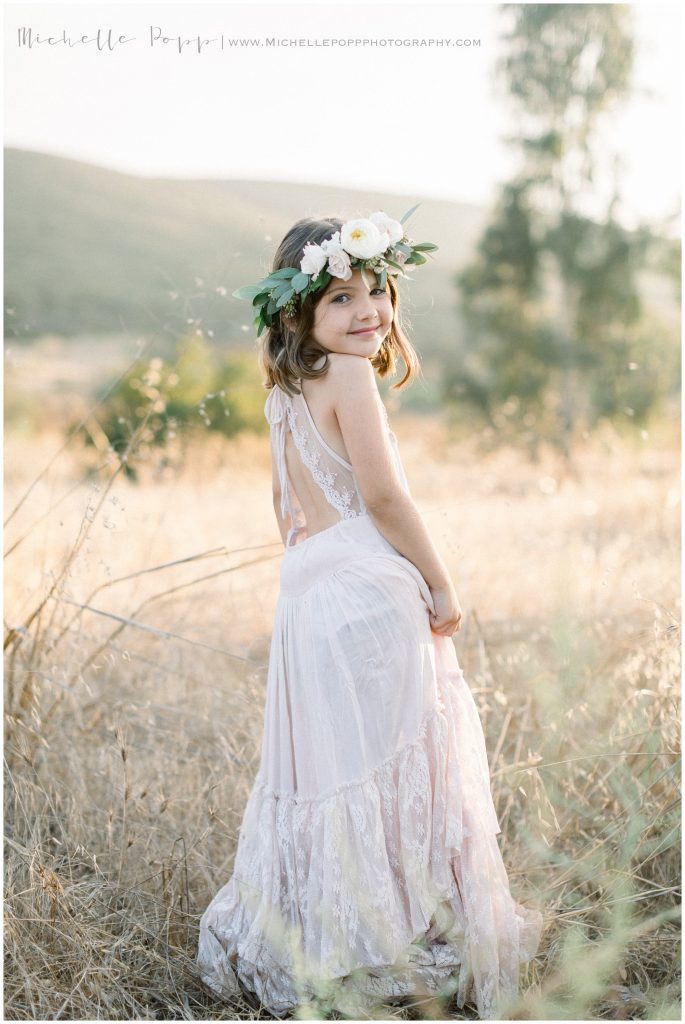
258;215;422;396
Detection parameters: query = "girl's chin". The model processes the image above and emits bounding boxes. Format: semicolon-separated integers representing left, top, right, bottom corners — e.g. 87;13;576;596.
349;329;387;346
321;333;387;358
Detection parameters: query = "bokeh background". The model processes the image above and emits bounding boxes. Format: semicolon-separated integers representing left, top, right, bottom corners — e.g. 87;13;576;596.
4;2;681;1020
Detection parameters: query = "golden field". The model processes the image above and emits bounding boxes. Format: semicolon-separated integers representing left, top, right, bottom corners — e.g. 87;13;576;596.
3;405;681;1020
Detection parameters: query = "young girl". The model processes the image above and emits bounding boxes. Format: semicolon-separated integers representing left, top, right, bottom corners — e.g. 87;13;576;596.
197;209;543;1019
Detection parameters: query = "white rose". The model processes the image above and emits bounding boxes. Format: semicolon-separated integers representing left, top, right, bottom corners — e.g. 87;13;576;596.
369;211;405;249
340;218;384;260
320;230;342;255
300;242;327;276
326;248;353;280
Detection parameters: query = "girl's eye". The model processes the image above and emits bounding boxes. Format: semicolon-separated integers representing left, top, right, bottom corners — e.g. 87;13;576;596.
333;288;386;303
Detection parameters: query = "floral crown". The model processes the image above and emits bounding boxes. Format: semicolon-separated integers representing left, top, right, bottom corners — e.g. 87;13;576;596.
232;203;437;337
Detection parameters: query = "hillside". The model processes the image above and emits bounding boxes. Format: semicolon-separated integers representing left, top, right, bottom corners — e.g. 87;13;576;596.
4;147;490;357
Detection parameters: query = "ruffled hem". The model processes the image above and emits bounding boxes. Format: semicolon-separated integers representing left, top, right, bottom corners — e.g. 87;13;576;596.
197;642;543;1019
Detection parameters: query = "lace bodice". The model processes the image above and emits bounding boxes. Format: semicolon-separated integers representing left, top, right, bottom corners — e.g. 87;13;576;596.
264;371;410;548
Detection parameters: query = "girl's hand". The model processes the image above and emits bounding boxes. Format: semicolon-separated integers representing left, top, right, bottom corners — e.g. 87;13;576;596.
428;580;462;636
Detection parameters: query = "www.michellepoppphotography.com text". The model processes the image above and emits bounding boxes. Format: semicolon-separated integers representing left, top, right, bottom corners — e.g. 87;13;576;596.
16;26;482;54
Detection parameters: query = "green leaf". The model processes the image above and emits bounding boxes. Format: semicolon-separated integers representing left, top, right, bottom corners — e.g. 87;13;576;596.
232;284;264;301
400;202;421;225
406;252;427;266
413;242;438;252
266;298;279;315
276;289;295;309
291;272;310;293
268;267;299;280
251;291;270;307
310;272;331;292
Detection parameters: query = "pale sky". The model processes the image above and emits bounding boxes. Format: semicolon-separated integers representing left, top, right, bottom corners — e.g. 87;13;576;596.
4;0;682;233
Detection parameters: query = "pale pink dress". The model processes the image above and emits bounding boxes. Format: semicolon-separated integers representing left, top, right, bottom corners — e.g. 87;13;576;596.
197;365;543;1018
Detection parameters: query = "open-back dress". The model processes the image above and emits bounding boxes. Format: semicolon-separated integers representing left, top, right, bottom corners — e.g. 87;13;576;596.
196;360;543;1019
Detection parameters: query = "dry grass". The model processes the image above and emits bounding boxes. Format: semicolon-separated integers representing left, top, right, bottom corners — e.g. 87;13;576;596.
3;408;681;1020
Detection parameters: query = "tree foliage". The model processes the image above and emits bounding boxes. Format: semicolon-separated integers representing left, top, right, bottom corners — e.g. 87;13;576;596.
444;4;676;458
73;334;266;481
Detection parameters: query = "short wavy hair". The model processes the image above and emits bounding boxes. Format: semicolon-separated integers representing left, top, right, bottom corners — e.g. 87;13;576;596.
258;215;422;396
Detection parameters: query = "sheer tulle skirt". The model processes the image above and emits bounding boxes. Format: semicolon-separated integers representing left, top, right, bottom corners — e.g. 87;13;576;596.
197;514;543;1018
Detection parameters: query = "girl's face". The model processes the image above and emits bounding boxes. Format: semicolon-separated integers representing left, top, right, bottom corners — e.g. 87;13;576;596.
310;268;394;359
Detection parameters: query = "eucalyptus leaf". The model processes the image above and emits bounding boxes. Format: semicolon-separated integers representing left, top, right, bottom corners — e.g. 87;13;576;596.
268;267;299;280
276;289;295;309
310;272;331;292
400;202;421;225
291;272;310;293
233;285;264;301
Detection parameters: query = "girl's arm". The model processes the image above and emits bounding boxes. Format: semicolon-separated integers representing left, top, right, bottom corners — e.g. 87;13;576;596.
272;495;289;547
271;447;289;547
328;353;453;591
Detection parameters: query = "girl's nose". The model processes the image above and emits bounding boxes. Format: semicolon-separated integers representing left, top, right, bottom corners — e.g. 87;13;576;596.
359;295;379;316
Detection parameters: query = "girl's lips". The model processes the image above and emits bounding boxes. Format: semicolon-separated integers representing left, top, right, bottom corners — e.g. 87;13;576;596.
351;326;380;334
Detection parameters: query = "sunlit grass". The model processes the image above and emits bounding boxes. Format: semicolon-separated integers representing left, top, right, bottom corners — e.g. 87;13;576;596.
4;397;680;1019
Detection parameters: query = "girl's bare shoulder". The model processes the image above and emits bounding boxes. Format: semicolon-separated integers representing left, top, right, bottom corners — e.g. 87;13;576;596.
321;352;375;388
304;353;377;427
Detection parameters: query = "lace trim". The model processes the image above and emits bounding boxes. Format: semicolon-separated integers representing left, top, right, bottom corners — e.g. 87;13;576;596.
253;692;456;805
285;398;362;521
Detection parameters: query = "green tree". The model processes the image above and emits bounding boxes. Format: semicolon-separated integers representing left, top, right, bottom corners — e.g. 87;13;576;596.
446;4;664;461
